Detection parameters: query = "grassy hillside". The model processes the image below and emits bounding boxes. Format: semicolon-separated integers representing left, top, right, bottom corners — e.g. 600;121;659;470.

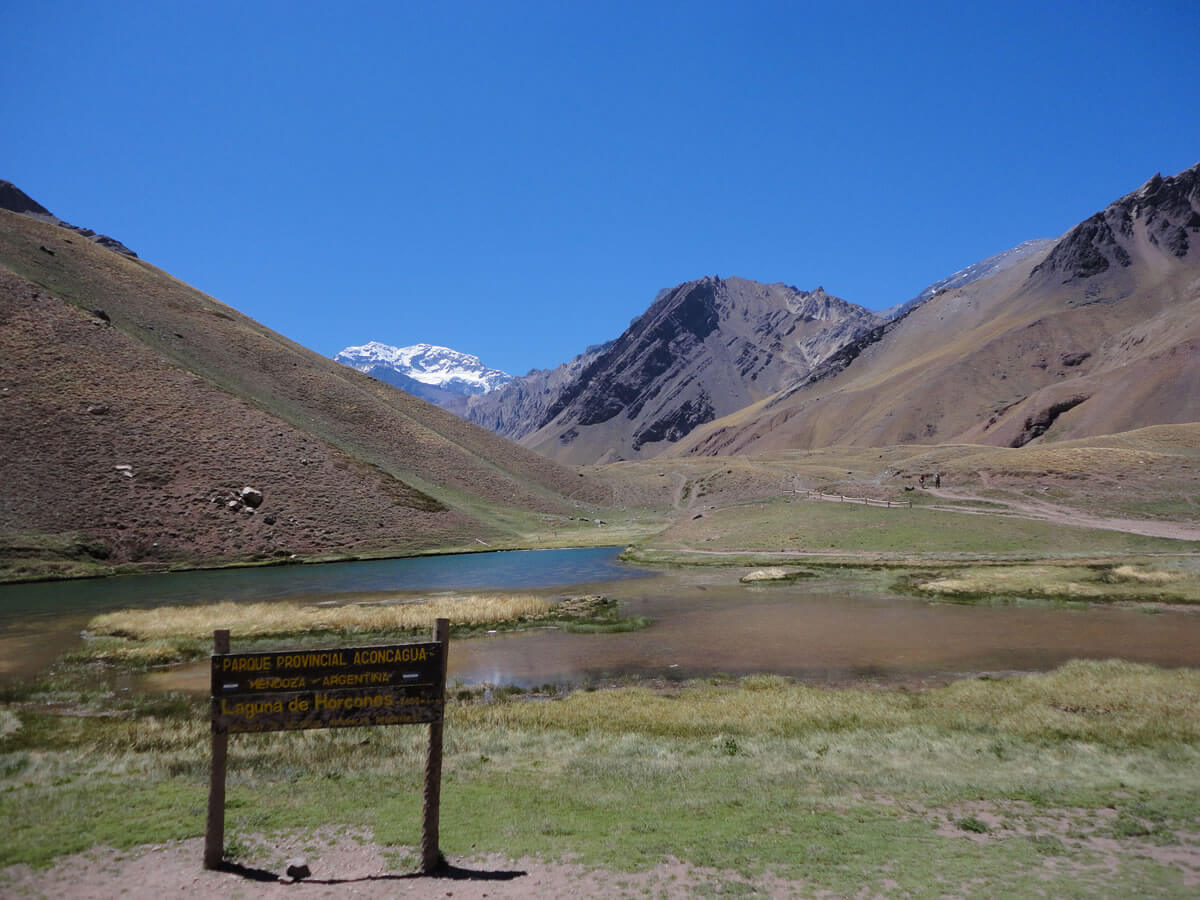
0;210;625;580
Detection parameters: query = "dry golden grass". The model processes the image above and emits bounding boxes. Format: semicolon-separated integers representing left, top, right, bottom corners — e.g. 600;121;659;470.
911;563;1199;603
952;445;1169;477
1109;564;1179;585
88;594;551;641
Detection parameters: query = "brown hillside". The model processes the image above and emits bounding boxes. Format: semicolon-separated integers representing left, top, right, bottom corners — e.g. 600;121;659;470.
0;208;607;577
675;163;1200;456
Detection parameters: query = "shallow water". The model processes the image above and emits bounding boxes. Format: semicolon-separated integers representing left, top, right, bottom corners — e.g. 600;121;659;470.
448;568;1200;687
0;546;649;684
4;552;1199;691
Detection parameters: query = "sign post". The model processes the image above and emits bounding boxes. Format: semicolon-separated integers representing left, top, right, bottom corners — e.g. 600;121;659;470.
421;617;450;872
205;620;450;872
204;629;230;870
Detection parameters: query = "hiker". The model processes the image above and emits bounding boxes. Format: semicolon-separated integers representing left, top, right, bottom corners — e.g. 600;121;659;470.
919;474;926;488
935;473;941;488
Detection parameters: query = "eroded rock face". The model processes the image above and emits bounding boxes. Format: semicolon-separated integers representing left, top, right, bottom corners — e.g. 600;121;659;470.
1031;164;1199;283
467;276;882;461
1009;395;1090;448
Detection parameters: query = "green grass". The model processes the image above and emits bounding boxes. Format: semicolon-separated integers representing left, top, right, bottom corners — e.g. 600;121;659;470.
642;497;1200;560
3;661;1199;895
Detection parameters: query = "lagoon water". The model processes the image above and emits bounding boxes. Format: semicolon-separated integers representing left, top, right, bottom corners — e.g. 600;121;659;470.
0;547;649;683
449;566;1200;688
0;546;647;624
4;547;1200;689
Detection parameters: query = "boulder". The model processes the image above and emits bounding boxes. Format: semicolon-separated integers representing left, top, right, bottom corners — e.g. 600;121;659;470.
239;487;264;508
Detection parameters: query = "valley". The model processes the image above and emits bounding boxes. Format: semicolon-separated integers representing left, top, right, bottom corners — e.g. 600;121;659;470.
2;162;1199;896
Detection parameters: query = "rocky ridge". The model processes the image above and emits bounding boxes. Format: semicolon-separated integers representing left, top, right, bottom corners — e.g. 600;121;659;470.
466;276;883;463
1031;166;1200;282
0;180;137;258
675;160;1200;457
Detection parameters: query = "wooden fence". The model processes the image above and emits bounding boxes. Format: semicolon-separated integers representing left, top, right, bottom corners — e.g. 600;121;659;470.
780;484;912;509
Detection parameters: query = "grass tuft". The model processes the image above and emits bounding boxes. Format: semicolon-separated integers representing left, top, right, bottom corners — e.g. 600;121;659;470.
87;594;553;641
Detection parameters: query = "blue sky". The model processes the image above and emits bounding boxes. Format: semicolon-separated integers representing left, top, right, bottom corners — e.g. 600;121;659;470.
4;0;1199;375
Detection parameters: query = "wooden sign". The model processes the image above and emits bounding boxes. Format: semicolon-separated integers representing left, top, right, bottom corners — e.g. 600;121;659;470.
205;621;450;874
211;642;444;733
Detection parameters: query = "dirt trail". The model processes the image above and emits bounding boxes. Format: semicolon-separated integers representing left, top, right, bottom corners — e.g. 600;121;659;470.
922;487;1200;542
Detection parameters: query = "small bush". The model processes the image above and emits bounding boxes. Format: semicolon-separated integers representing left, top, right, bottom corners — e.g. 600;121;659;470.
957;816;989;834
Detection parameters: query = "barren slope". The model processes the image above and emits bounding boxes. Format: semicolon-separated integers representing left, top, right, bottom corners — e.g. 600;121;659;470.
0;208;607;576
676;163;1200;456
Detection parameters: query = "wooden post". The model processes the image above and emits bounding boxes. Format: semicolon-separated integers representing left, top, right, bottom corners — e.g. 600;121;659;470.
204;629;230;870
421;618;450;873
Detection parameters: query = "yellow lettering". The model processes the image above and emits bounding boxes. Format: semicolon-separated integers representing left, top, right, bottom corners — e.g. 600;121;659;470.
220;698;283;719
222;656;272;673
273;651;349;670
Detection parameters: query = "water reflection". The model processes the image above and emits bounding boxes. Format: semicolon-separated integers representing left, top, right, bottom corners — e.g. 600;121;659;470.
0;546;650;685
448;571;1200;687
0;546;648;626
7;556;1200;692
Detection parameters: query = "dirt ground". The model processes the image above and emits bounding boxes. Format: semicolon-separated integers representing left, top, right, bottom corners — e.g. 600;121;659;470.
6;814;1198;899
0;830;822;899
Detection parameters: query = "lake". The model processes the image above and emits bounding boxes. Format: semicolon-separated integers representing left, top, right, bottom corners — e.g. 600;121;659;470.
0;546;650;683
3;548;1199;690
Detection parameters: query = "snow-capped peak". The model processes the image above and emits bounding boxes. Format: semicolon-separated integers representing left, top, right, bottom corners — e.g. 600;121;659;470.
334;342;513;395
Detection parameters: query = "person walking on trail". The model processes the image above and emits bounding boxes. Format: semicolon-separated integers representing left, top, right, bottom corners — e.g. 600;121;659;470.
935;473;941;488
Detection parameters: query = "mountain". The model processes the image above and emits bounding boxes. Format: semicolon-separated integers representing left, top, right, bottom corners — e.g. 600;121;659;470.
0;179;138;258
465;277;883;464
674;162;1200;456
879;238;1056;320
335;342;512;414
0;188;609;578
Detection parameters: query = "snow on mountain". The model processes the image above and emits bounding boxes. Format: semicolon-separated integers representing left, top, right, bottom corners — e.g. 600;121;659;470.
879;238;1056;320
334;342;513;396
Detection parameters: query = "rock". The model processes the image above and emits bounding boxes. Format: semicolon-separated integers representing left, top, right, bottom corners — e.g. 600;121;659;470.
740;567;817;583
114;464;134;478
92;309;110;322
285;858;310;880
39;244;55;255
87;404;109;415
263;514;277;525
239;487;264;508
226;500;241;510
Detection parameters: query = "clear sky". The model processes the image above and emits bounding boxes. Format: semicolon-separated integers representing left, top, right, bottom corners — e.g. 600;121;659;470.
4;0;1198;375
